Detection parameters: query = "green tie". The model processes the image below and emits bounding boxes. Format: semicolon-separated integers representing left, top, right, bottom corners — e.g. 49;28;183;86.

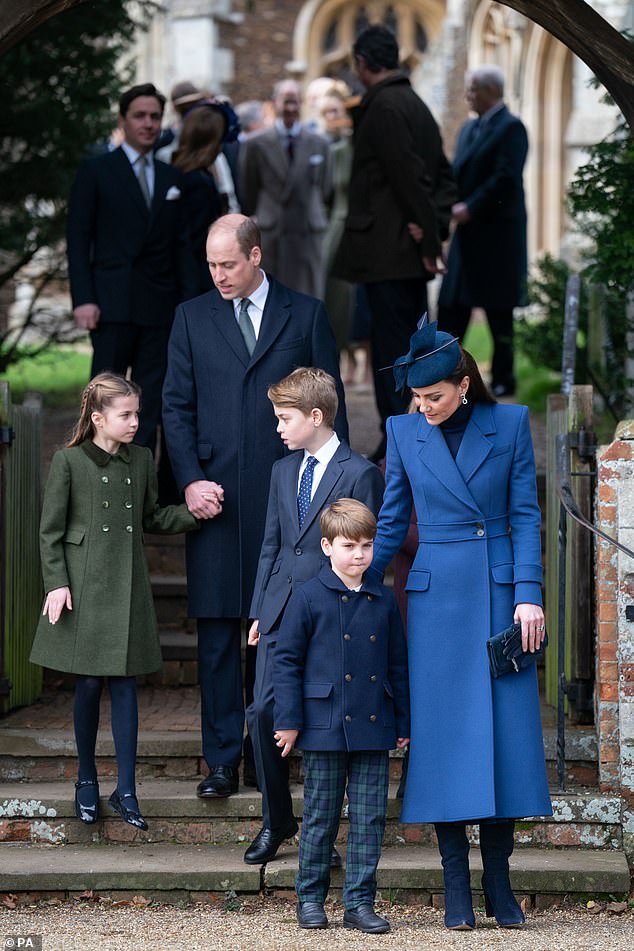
238;298;256;356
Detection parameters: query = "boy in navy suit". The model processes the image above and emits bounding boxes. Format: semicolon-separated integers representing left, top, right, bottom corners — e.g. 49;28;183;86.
273;499;409;932
245;368;384;866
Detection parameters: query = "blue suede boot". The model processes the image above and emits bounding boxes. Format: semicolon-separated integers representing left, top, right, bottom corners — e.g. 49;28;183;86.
434;823;475;930
479;820;525;927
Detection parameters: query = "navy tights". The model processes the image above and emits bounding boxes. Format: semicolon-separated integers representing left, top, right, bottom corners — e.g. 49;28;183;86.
74;675;138;799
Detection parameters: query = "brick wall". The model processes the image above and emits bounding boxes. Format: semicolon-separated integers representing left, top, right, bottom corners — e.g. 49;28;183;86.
595;421;634;864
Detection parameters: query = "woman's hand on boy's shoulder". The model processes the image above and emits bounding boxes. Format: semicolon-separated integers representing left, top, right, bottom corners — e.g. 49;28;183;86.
43;586;72;624
274;729;299;758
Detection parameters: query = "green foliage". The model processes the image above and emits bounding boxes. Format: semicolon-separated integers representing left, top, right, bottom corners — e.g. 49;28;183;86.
2;347;90;407
568;114;634;299
0;0;158;368
516;254;579;374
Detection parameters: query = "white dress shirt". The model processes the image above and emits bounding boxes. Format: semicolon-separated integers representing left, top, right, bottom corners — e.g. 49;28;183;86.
121;141;155;199
297;431;340;500
233;271;269;339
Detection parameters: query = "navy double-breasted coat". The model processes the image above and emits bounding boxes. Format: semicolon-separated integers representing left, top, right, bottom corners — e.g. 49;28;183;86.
273;566;410;751
371;403;551;822
162;277;347;618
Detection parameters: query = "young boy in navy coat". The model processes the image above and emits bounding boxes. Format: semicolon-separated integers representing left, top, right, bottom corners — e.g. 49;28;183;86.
273;499;409;933
245;368;384;866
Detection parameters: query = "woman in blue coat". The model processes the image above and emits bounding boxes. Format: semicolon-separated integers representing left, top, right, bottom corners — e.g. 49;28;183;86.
371;320;551;930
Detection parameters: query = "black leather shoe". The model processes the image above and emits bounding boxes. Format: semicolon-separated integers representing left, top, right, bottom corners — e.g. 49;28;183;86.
244;819;299;864
74;780;99;824
330;845;342;868
343;904;390;933
297;902;328;929
108;790;148;831
196;766;239;798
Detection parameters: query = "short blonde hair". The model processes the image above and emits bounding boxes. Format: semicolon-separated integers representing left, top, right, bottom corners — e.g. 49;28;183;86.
320;499;377;543
268;367;338;428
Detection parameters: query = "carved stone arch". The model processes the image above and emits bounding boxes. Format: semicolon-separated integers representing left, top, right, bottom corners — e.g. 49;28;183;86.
290;0;447;84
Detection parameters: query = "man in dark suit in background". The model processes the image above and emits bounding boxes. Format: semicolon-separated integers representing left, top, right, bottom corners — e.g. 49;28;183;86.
333;25;456;462
67;82;197;460
437;65;528;397
162;214;347;799
239;80;331;299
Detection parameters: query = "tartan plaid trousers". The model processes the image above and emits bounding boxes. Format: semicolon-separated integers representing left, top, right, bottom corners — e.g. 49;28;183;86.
297;749;389;908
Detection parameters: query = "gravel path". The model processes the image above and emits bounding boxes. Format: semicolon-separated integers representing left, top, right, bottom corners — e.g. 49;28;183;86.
2;898;633;951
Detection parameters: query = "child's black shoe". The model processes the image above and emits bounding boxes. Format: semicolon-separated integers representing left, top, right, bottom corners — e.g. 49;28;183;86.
108;790;148;830
74;780;99;824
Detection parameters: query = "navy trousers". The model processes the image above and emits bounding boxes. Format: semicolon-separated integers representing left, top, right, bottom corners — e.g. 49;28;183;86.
197;617;244;769
246;631;294;829
298;749;389;909
365;278;428;434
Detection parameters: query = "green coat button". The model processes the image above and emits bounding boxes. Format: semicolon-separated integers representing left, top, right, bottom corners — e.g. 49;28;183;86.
124;477;131;485
125;501;132;509
102;525;110;532
126;525;133;533
101;476;109;484
102;501;109;509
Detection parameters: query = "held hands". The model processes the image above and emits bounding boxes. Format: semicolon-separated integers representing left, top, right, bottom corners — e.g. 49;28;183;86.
396;737;410;750
451;202;471;225
514;603;546;653
73;303;101;330
184;480;224;519
248;619;260;647
274;729;299;758
43;586;72;624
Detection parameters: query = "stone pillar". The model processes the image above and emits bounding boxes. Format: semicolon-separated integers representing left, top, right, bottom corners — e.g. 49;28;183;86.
595;421;634;864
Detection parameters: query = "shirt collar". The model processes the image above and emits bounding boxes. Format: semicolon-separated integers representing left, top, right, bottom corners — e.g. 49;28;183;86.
305;431;340;467
275;119;302;138
121;141;154;167
81;440;131;466
235;270;268;313
318;563;384;597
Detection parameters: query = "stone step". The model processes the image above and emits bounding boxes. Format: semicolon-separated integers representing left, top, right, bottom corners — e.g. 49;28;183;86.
0;842;628;902
0;781;623;850
0;721;595;784
149;574;191;631
144;533;186;577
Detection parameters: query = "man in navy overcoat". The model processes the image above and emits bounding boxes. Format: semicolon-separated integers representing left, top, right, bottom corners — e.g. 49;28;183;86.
438;65;528;397
162;214;347;798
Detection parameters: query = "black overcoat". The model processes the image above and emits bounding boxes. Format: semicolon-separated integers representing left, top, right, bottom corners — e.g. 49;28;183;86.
438;105;528;311
332;72;456;283
162;277;348;618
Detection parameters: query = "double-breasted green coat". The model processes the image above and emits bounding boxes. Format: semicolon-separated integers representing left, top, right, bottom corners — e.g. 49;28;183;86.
30;441;198;677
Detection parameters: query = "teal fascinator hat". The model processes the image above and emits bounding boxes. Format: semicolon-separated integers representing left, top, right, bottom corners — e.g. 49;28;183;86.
392;314;461;392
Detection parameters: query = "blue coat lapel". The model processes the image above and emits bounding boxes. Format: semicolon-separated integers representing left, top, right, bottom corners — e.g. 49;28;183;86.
456;403;496;483
416;413;481;514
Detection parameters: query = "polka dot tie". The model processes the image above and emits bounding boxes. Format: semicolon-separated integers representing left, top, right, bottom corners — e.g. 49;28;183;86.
297;456;318;528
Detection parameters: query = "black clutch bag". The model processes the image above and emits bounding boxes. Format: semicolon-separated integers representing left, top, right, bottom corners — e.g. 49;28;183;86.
486;622;548;678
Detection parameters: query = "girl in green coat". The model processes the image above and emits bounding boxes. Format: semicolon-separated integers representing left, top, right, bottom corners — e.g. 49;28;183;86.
30;373;199;831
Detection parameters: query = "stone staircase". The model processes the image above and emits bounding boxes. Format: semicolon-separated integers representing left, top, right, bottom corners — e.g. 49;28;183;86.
0;532;630;902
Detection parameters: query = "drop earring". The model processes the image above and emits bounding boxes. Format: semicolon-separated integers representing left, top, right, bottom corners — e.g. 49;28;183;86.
461;392;468;405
